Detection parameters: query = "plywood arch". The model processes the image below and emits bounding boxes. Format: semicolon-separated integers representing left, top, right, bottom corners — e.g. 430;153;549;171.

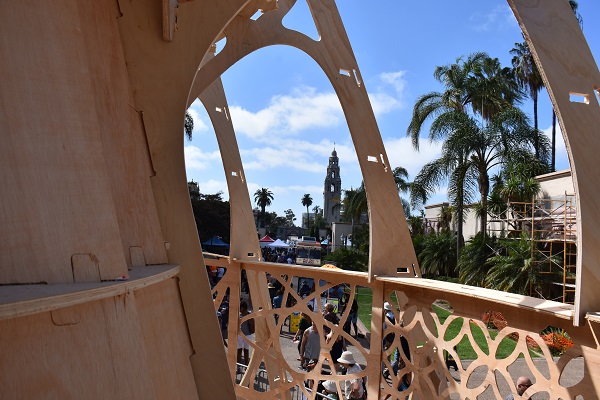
508;0;600;325
191;0;419;279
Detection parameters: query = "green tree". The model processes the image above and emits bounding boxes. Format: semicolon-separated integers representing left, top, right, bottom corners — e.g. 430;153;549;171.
458;233;498;286
407;53;523;250
301;194;313;230
284;209;296;227
485;232;560;296
418;231;458;277
184;110;194;141
417;107;547;235
322;247;368;272
342;185;367;223
254;188;274;228
188;182;230;244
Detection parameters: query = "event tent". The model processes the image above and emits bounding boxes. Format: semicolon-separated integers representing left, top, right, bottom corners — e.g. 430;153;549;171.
259;235;275;248
268;239;290;248
201;236;230;248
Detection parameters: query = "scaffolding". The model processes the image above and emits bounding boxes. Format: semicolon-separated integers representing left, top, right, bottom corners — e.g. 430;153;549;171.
487;193;577;303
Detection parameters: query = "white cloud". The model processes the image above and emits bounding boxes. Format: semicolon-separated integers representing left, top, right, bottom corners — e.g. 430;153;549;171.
195;179;228;197
384;136;443;179
379;71;408;96
369;71;408;115
228;74;409;139
184;145;222;170
187;103;210;133
229;86;343;139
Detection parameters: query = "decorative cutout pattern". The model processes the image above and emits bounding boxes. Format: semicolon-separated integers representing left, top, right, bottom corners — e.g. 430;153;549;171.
206;261;596;399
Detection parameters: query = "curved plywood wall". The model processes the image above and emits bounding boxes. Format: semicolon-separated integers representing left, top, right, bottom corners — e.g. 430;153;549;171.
0;0;599;398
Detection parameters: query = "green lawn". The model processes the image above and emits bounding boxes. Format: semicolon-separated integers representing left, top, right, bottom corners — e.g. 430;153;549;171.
354;287;528;360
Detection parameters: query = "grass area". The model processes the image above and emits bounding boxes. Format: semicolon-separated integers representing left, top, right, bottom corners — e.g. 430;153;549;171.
355;287;374;328
354;287;528;360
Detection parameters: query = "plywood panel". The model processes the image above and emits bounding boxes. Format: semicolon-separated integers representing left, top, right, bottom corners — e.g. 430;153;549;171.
0;0;128;284
117;0;250;397
76;0;168;268
0;296;155;399
135;278;200;399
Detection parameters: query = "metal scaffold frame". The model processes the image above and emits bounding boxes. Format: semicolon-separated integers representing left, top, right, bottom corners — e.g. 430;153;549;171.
487;192;577;303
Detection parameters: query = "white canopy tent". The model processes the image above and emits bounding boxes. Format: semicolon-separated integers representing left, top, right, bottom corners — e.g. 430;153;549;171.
268;239;290;248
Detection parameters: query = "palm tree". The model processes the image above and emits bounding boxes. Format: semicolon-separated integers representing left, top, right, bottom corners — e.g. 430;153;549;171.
342;185;366;223
458;233;497;286
413;107;548;235
485;232;560;296
301;194;313;230
254;188;274;228
418;231;458;277
393;166;411;193
407;52;524;252
511;41;544;158
184;110;194;140
406;52;487;150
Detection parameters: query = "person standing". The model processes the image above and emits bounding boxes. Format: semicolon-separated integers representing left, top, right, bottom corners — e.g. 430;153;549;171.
345;298;359;337
323;302;345;372
293;305;313;359
337;351;364;399
237;301;255;366
300;321;321;370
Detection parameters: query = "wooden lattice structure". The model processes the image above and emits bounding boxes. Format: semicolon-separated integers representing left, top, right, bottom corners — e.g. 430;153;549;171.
2;0;600;399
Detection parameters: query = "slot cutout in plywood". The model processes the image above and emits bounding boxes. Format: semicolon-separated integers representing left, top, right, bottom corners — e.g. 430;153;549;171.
250;10;262;21
569;92;590;104
367;155;378;163
594;87;600;106
338;68;361;87
379;153;388;172
214;37;227;56
353;69;362;87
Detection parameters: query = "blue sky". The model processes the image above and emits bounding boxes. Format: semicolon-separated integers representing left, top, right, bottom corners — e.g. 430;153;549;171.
185;0;600;222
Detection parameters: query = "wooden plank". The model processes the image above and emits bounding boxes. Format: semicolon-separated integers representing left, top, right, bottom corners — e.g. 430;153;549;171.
71;253;101;283
198;51;262;263
0;264;179;320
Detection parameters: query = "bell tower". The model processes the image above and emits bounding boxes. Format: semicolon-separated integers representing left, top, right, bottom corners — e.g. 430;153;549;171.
323;147;342;224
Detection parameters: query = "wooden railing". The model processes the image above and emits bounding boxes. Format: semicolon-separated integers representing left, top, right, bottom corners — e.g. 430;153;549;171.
206;257;600;399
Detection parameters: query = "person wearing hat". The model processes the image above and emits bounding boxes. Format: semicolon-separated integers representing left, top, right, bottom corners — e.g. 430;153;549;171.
337;351;364;399
321;380;340;400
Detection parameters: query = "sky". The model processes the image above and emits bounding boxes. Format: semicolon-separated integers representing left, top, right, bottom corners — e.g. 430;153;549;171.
184;0;600;223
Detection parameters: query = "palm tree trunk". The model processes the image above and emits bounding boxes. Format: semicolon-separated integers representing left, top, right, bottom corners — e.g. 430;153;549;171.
479;175;490;236
533;92;539;159
551;111;556;172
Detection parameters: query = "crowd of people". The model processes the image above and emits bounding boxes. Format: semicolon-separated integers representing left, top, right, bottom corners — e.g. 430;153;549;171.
261;247;296;264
